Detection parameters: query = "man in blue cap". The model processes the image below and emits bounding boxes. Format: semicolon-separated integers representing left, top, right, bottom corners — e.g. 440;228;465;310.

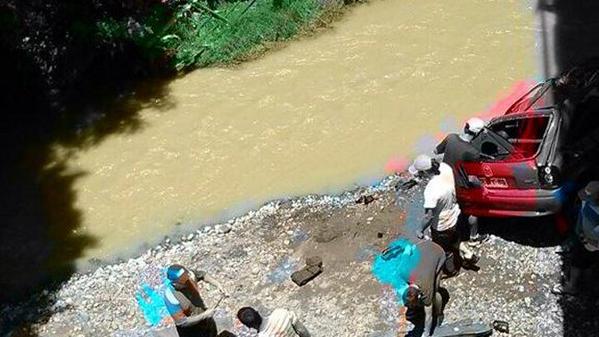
163;264;227;337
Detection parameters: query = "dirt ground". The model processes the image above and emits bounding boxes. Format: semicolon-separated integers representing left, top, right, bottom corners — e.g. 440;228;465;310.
3;177;599;337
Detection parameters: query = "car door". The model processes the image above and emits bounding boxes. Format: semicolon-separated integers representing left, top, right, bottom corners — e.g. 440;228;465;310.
463;126;541;191
456;126;540;214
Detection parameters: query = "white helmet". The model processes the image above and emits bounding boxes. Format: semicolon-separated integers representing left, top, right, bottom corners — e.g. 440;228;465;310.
464;117;485;136
408;154;433;175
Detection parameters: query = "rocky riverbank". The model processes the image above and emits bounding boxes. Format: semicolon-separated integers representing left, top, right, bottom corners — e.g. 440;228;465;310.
2;174;596;337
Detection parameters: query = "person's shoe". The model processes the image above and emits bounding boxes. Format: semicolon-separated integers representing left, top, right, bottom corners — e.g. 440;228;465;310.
468;234;489;247
462;255;481;271
467;254;480;265
551;283;579;296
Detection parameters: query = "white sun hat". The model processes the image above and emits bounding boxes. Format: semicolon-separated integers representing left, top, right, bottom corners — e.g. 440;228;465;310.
465;117;485;135
408;154;433;175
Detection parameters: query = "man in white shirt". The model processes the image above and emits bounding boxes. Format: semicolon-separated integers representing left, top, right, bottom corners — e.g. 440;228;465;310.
409;155;478;276
236;307;311;337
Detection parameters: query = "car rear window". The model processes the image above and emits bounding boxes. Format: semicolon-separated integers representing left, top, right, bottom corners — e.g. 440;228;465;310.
507;81;555;113
489;115;551;158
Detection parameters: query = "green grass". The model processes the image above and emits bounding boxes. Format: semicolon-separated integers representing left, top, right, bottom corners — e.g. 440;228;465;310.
98;0;329;71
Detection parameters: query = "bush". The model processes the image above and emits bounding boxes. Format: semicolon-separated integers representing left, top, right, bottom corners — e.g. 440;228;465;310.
97;0;322;71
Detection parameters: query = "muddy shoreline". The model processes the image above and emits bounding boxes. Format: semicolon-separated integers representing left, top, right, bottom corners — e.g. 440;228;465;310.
76;172;396;274
3;173;589;337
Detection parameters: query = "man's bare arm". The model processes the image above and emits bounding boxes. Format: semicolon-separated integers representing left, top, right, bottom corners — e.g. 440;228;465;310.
418;209;434;238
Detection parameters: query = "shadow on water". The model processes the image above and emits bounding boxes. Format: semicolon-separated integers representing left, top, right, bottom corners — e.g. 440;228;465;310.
536;1;599;336
0;58;176;335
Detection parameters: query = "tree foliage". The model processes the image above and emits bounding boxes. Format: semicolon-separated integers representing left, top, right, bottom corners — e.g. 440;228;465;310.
0;0;323;126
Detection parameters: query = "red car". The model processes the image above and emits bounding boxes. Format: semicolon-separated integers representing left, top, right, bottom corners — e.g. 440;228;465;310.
458;71;599;218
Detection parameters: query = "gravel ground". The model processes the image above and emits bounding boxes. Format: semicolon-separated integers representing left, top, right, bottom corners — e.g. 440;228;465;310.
2;174;598;337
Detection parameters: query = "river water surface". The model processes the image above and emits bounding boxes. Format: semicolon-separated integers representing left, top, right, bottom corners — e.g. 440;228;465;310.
50;0;535;266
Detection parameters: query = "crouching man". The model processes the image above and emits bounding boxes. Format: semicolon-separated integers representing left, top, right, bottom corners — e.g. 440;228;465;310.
401;240;449;337
237;307;311;337
163;264;227;337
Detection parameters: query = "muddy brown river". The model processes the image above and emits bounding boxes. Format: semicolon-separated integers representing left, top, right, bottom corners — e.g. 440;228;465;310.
50;0;535;266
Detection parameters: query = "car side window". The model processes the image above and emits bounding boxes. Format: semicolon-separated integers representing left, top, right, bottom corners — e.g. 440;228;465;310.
489;116;550;158
471;129;512;160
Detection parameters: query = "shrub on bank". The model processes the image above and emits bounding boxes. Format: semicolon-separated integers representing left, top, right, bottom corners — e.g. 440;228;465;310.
97;0;325;71
98;0;332;71
1;0;336;121
170;0;321;69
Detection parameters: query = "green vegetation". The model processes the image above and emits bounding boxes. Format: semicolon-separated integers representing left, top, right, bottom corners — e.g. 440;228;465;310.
1;0;347;131
98;0;331;71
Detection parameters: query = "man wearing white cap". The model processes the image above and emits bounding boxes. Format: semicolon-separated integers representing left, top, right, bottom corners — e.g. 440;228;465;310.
409;155;478;276
435;117;489;246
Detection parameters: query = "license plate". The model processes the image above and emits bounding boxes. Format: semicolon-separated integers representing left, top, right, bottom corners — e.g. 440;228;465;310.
481;177;509;188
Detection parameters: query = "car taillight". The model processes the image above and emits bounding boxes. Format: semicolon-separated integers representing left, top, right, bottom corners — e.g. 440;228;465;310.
539;165;560;187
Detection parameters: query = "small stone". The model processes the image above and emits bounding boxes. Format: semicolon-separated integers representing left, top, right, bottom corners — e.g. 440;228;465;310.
291;264;322;286
216;224;232;234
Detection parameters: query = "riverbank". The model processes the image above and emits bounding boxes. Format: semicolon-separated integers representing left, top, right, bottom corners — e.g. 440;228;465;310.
0;0;359;306
3;174;589;337
98;0;354;71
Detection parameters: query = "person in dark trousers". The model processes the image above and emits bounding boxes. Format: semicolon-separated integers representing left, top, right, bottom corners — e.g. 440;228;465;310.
395;238;448;336
237;306;311;337
409;155;478;277
553;181;599;296
163;264;227;337
434;117;489;246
